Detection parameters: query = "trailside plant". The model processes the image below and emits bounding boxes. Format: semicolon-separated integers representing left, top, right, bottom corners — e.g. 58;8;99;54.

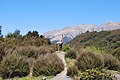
76;50;104;71
33;53;64;76
79;68;115;80
65;49;77;59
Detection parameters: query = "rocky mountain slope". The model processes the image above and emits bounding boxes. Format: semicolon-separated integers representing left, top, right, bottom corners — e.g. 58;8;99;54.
44;22;120;44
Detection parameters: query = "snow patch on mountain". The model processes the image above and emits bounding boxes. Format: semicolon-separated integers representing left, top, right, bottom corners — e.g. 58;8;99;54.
44;22;120;44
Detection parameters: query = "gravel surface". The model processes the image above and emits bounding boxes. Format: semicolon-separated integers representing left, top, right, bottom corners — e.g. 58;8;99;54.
115;74;120;80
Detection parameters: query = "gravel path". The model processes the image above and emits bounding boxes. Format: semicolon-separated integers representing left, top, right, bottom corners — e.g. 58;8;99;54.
49;51;72;80
115;74;120;80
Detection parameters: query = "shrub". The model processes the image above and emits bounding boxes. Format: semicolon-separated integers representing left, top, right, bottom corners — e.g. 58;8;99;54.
11;46;36;58
38;46;55;54
104;54;120;71
33;46;55;59
112;47;120;61
79;68;115;80
33;53;64;76
85;46;105;55
13;46;52;59
76;50;104;71
35;46;51;57
67;65;78;77
0;44;5;61
65;49;77;59
0;53;29;79
63;45;70;52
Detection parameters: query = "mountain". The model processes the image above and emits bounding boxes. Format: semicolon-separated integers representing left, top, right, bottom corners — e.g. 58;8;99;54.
44;22;120;44
100;22;120;30
44;24;99;44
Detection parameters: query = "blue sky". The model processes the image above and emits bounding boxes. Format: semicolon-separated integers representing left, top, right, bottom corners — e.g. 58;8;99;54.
0;0;120;35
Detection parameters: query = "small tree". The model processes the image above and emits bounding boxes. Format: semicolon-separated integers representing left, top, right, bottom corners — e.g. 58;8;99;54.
6;32;15;38
0;26;3;37
6;29;21;38
25;31;39;37
14;29;20;37
0;26;2;36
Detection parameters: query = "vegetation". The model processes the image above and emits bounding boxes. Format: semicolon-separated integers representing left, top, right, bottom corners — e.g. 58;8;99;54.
66;49;119;79
112;47;120;61
67;65;78;77
65;49;77;59
7;75;53;80
66;30;120;80
104;54;120;71
0;53;29;79
79;68;115;80
85;46;105;55
62;45;70;52
0;28;120;79
33;54;64;76
0;26;3;37
0;44;5;61
0;30;63;79
69;29;120;53
76;50;104;71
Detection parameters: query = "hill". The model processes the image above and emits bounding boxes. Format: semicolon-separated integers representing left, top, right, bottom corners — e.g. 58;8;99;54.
68;29;120;53
65;29;120;79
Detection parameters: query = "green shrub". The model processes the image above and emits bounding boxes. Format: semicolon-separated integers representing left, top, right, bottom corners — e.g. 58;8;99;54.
65;49;77;59
112;47;120;61
85;46;105;55
33;53;64;76
104;54;120;71
0;53;29;79
67;65;78;77
63;45;70;52
76;50;104;71
79;68;115;80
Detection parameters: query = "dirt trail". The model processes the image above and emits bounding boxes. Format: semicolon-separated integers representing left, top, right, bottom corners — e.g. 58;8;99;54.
49;51;72;80
115;74;120;80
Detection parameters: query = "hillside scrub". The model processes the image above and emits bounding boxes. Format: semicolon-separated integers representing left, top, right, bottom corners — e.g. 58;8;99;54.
0;30;62;79
104;54;120;71
69;29;120;53
85;46;105;55
67;65;79;77
62;45;70;52
112;47;120;61
65;49;77;59
76;50;104;71
0;53;29;79
12;46;55;59
0;46;64;79
66;49;119;79
65;29;120;79
2;31;54;50
79;68;115;80
33;53;64;76
0;44;5;61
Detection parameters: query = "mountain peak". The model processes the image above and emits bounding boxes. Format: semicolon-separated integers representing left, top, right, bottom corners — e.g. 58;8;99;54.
44;22;120;44
100;22;120;30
